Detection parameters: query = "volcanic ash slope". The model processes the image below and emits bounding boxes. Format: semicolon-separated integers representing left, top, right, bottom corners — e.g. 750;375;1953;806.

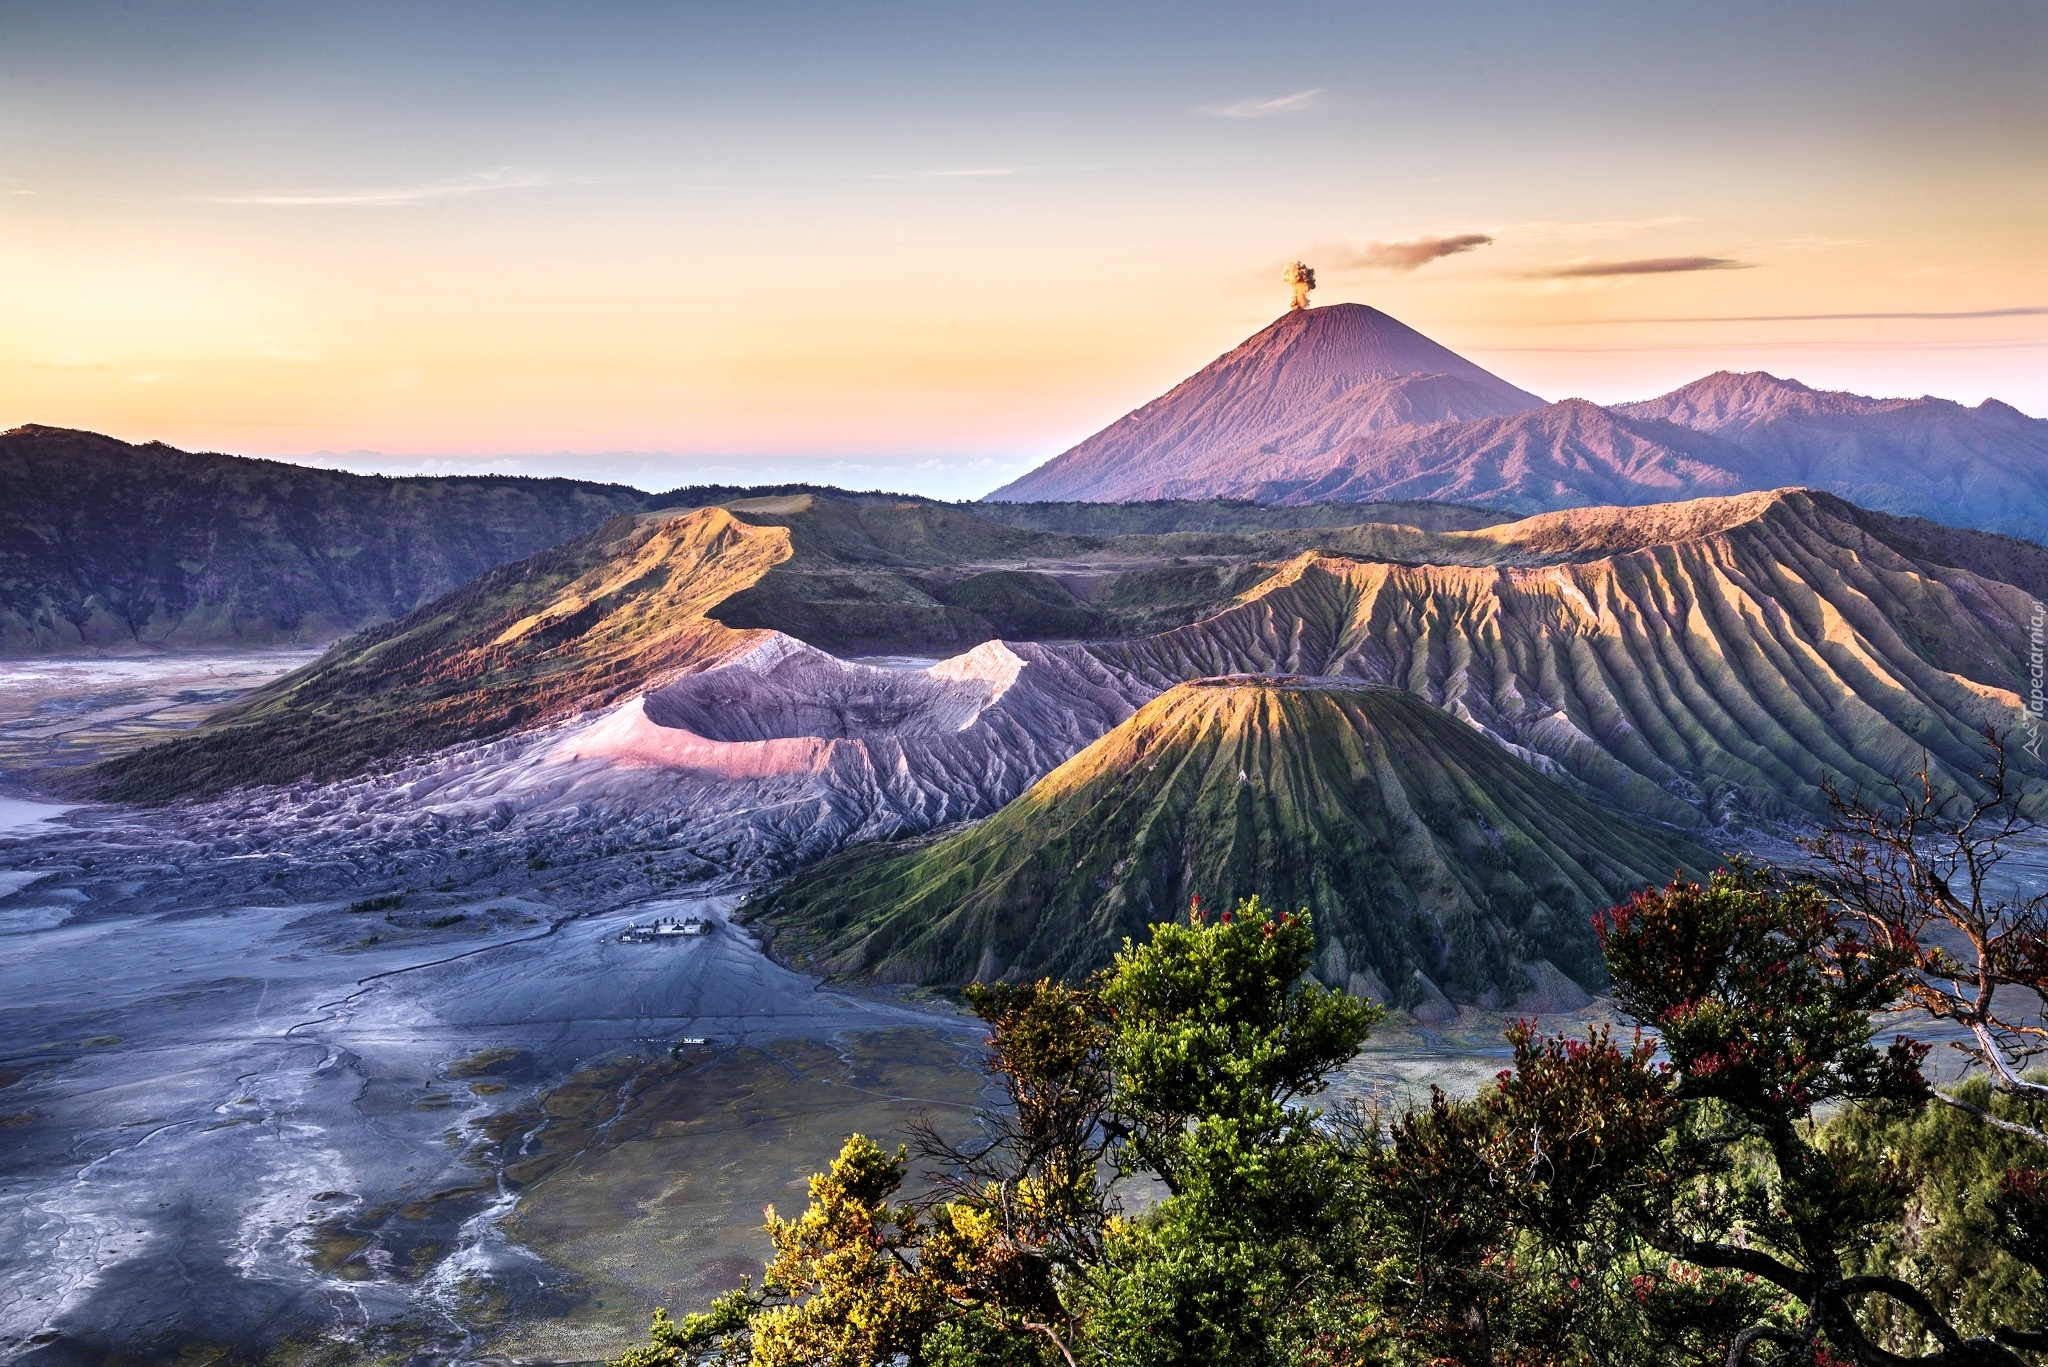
142;631;1155;894
93;506;794;802
516;632;1150;870
759;678;1717;1008
986;304;1543;504
94;494;1170;803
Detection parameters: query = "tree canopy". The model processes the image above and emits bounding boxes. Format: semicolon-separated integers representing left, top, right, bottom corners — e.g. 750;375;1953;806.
612;864;2048;1366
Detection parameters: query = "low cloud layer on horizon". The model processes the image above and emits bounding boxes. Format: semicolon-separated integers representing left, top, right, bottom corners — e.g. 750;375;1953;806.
1567;305;2048;323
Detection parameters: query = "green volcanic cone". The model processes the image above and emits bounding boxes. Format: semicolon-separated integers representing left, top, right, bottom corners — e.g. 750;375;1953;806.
758;678;1718;1008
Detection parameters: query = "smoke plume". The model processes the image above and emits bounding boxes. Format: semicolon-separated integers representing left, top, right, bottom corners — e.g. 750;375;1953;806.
1283;261;1317;310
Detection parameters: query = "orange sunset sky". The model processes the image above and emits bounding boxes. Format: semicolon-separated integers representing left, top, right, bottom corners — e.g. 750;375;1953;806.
2;1;2043;496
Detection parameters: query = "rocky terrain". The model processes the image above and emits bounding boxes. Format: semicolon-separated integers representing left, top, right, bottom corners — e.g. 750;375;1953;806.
100;487;2047;837
985;306;2048;543
0;421;1544;662
0;661;1628;1364
96;494;1513;800
0;425;668;655
759;677;1714;1003
6;480;2041;1363
95;507;789;801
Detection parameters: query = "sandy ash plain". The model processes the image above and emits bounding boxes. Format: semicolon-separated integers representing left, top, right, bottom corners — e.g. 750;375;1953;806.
0;646;1650;1366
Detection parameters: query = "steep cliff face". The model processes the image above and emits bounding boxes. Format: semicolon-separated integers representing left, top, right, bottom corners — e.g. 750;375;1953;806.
0;425;663;654
758;679;1713;999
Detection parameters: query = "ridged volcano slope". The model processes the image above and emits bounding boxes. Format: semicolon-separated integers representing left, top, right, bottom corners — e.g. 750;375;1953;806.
102;486;2048;832
1085;490;2048;825
88;496;1126;801
97;508;788;801
761;680;1714;1003
96;493;1506;800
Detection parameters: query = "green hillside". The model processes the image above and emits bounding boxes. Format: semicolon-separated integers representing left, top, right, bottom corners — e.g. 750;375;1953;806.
756;679;1716;1005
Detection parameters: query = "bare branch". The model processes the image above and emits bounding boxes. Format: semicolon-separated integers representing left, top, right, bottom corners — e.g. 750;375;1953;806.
1808;735;2048;1130
1926;1089;2048;1148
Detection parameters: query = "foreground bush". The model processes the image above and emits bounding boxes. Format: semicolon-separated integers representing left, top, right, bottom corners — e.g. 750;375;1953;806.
613;874;2048;1365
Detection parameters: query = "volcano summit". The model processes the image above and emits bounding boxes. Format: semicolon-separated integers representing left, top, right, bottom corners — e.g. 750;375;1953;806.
988;304;1544;504
988;305;2048;543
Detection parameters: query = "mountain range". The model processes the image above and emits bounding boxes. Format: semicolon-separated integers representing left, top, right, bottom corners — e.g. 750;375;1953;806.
0;424;669;654
987;305;2048;544
92;494;1465;799
103;486;2048;837
0;423;1513;658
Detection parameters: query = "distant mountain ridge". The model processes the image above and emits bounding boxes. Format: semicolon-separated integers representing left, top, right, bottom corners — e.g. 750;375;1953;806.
0;423;1522;658
986;308;2048;542
0;425;665;654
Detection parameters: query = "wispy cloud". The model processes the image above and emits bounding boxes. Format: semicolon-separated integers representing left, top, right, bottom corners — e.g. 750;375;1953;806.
868;167;1024;181
1203;88;1322;119
210;166;547;207
867;163;1105;181
1562;306;2048;324
1536;256;1756;279
1339;234;1494;272
29;354;111;371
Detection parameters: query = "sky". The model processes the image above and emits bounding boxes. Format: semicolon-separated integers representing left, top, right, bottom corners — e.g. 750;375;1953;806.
2;0;2044;498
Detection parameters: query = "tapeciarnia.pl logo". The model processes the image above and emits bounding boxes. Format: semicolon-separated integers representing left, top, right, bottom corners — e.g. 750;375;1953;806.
2026;601;2046;762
